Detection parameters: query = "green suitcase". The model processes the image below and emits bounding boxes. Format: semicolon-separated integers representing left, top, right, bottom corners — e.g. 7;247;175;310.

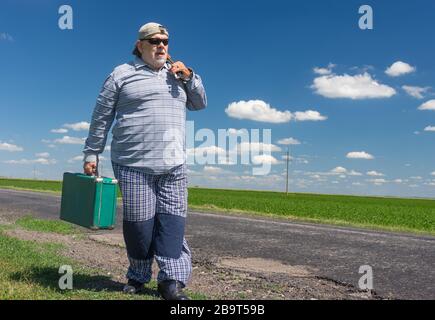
60;172;119;230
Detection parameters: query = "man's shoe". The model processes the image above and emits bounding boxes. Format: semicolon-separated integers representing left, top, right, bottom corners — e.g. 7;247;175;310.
157;280;189;300
123;279;144;294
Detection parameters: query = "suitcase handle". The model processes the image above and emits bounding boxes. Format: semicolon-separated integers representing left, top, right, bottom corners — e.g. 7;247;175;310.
95;154;100;177
94;155;103;182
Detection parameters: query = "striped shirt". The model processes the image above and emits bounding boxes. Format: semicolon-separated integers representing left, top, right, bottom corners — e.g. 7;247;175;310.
82;57;207;174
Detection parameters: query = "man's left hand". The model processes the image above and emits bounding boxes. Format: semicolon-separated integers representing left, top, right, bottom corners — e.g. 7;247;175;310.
170;61;192;81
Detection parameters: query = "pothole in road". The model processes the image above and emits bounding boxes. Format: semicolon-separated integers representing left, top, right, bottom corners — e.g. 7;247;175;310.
218;257;315;277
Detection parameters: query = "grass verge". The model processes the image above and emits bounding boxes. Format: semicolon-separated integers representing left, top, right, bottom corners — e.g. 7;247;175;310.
0;230;150;299
15;216;80;235
0;228;206;300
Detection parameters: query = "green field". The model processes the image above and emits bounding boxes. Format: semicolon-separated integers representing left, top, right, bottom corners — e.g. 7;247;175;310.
1;177;434;235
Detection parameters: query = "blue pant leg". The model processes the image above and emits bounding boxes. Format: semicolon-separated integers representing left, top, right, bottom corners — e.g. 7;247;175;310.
112;161;156;284
153;164;192;286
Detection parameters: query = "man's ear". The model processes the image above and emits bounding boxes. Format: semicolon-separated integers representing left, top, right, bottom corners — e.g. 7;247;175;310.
136;40;142;54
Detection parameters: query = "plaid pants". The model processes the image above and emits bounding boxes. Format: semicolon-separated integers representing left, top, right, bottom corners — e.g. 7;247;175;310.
112;161;192;286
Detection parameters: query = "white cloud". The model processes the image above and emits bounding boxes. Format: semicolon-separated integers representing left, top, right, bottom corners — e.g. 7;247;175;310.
402;86;430;99
352;182;363;186
203;166;224;174
350;65;375;73
69;156;108;164
227;128;248;136
368;178;387;185
51;128;68;134
366;170;385;177
42;158;57;165
297;158;309;164
332;167;360;176
328;167;362;176
35;152;50;158
410;176;422;180
311;73;396;99
0;32;14;42
252;155;280;165
313;63;336;75
293;110;327;121
225;100;292;123
186;168;197;175
385;61;416;77
0;142;23;152
239;175;256;181
348;170;363;176
4;158;57;165
424;126;435;132
63;122;90;131
237;142;281;154
431;172;435;176
217;157;236;165
331;166;347;174
225;100;326;123
394;179;403;184
54;136;86;145
307;167;361;177
347;151;374;160
281;155;294;161
68;156;84;163
277;137;301;145
187;146;227;157
187;146;237;165
418;100;435;111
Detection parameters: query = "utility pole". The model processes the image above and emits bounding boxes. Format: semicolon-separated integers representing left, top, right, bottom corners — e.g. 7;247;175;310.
285;146;290;195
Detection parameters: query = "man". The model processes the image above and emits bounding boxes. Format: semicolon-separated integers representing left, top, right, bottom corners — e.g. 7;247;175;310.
82;22;207;300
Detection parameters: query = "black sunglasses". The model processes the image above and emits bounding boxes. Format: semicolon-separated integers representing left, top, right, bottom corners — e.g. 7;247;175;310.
142;38;169;46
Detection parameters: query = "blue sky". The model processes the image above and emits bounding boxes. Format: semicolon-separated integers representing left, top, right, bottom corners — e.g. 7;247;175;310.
1;0;434;198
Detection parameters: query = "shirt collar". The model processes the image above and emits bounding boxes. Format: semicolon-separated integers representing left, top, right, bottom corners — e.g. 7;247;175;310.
133;56;170;71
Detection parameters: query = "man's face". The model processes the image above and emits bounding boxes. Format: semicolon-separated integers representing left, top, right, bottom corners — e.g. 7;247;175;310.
136;34;169;70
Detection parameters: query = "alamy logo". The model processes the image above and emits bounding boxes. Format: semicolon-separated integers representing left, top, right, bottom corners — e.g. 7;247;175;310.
359;5;373;30
358;265;374;290
58;5;73;30
163;122;275;176
58;265;73;290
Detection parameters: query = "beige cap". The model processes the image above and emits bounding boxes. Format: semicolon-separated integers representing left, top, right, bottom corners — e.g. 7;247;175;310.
138;22;169;40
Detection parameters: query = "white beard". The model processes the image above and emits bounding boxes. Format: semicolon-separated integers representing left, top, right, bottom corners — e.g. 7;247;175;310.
154;57;166;67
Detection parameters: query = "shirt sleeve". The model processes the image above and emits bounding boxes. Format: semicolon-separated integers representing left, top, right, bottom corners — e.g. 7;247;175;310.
82;73;118;162
184;70;207;111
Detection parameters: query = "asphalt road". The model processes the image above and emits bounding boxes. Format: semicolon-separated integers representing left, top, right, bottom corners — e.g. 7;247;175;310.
0;188;434;299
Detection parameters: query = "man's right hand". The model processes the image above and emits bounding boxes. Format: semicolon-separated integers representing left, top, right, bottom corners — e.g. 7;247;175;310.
83;162;97;176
